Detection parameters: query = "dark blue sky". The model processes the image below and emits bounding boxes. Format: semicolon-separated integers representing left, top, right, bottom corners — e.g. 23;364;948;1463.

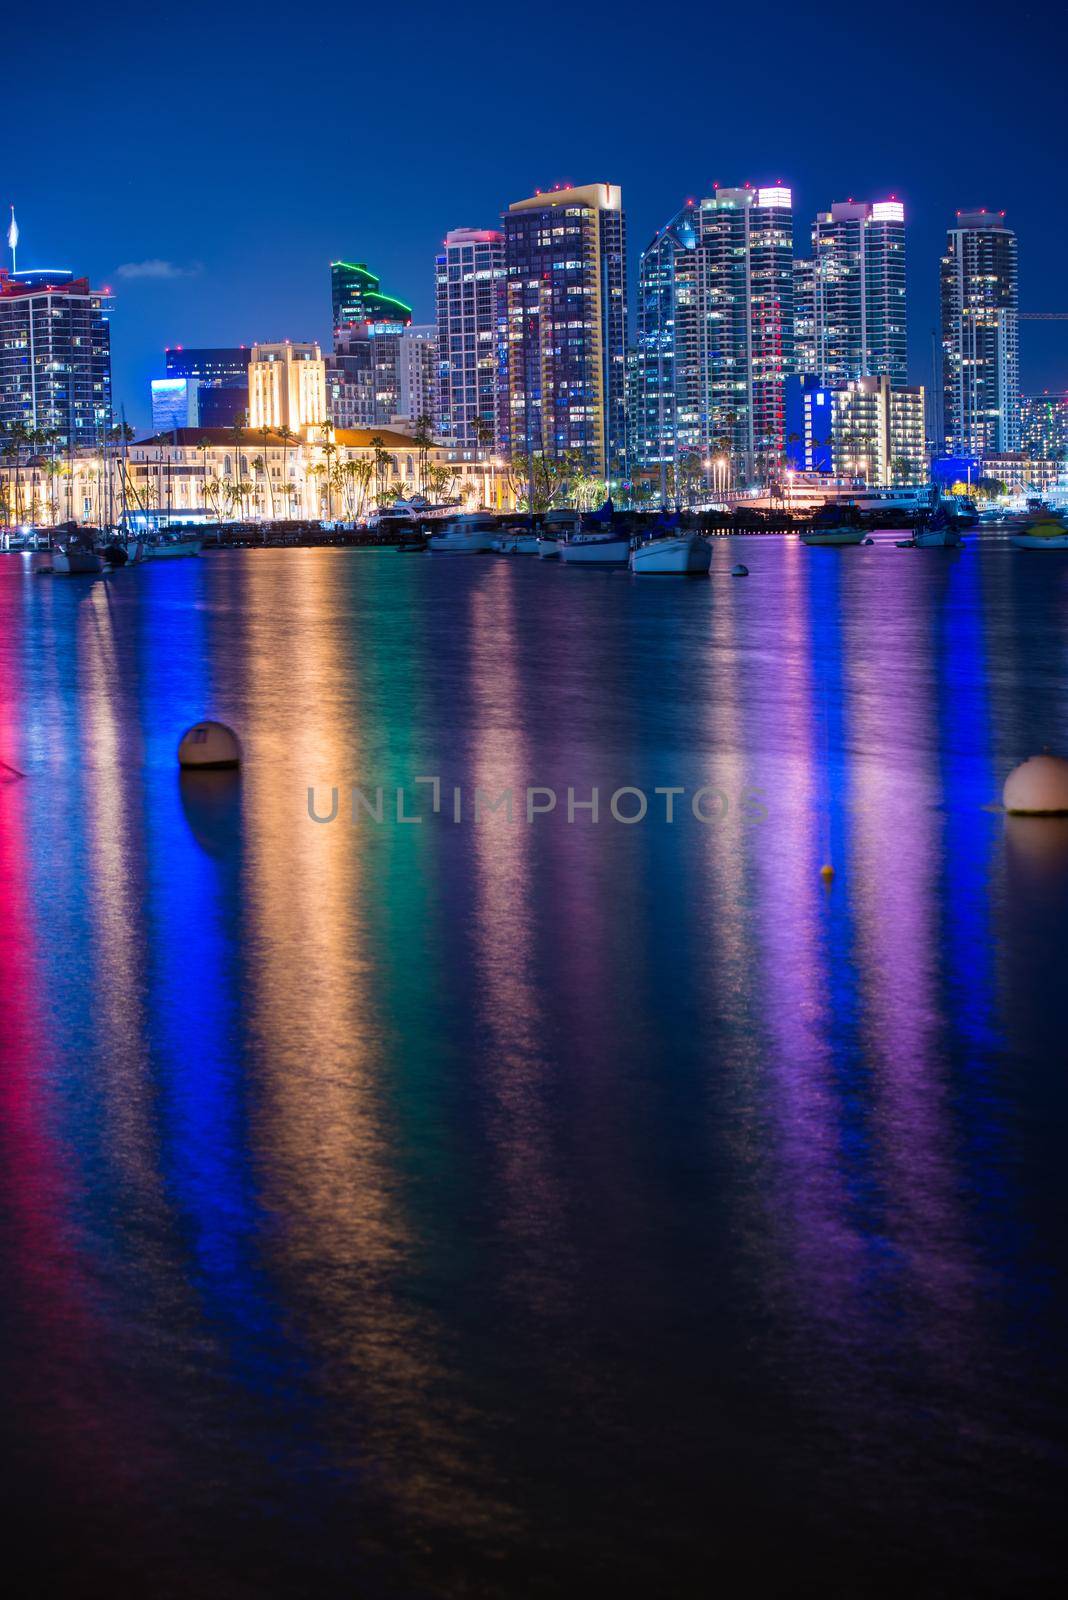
8;0;1065;428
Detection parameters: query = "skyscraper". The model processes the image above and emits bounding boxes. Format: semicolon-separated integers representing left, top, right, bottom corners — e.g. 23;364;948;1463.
792;256;817;378
504;183;627;482
435;228;507;449
941;210;1019;455
633;205;699;475
799;199;907;386
693;185;794;477
331;261;411;331
0;268;112;447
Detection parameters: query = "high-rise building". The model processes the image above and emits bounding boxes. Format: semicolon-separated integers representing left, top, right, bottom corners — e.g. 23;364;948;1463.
0;268;112;447
803;199;907;387
792;256;817;378
163;346;249;429
940;210;1019;455
693;185;794;477
633;204;699;475
327;323;437;430
248;342;326;433
1020;393;1068;459
331;261;411;331
435;228;508;449
504;183;627;482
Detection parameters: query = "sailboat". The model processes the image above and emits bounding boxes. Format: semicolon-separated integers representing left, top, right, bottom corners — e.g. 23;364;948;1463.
629;514;711;574
912;495;962;548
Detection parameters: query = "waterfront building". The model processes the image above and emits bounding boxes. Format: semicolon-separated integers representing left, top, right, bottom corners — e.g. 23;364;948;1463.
0;267;112;447
941;210;1019;455
804;200;907;387
976;453;1068;494
1019;392;1068;460
435;228;508;450
331;261;412;331
164;346;249;429
693;185;794;480
632;204;699;479
786;373;927;485
151;377;199;432
504;183;627;483
248;342;327;434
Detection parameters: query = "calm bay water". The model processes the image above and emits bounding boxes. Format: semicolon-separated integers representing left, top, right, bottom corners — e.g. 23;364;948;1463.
1;539;1066;1596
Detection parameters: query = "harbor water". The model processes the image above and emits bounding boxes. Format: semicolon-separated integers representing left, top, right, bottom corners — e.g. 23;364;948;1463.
1;538;1066;1596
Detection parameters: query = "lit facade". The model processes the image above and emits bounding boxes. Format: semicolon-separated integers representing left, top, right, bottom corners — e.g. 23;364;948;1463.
435;228;508;449
328;324;437;430
504;183;627;482
0;427;512;524
694;185;794;479
941;210;1019;455
633;205;699;475
0;268;112;447
792;256;817;377
803;199;907;386
786;373;927;484
1019;393;1068;459
248;343;327;434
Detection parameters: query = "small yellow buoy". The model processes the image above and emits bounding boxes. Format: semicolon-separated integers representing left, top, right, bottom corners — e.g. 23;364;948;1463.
819;863;835;880
178;720;241;770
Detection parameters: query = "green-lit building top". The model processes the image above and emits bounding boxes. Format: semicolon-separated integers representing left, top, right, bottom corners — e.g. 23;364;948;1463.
331;260;412;329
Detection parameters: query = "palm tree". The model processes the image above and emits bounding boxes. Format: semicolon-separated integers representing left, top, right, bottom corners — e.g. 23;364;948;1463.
317;422;338;518
275;425;297;517
7;421;28;524
258;423;276;520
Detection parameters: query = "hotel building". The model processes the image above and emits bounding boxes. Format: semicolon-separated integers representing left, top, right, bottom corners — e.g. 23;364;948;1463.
796;199;908;387
0;267;112;447
435;228;508;449
940;210;1019;455
504;183;627;482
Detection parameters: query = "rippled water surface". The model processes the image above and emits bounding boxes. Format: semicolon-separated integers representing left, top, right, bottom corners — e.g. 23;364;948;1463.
1;540;1066;1596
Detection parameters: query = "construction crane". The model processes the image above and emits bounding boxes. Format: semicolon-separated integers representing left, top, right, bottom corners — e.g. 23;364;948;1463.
1019;313;1068;320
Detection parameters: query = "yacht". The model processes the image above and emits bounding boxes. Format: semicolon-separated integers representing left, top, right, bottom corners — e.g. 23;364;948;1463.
492;527;542;554
367;497;457;529
536;536;562;559
630;533;711;575
426;514;499;553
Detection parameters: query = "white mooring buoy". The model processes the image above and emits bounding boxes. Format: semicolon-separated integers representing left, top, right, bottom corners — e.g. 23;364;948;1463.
178;721;242;771
1002;754;1068;816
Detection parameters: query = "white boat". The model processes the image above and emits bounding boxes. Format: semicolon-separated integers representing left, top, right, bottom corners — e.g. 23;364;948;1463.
1012;517;1068;549
52;528;104;575
427;514;499;553
537;538;561;559
146;534;203;560
367;497;458;529
630;534;711;575
560;532;631;566
799;503;867;546
911;503;962;548
492;530;542;554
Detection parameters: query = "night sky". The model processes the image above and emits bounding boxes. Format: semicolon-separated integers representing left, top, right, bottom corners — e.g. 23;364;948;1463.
8;0;1065;429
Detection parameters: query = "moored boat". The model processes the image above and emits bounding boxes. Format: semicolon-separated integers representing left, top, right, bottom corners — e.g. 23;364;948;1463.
560;531;631;566
912;498;962;548
536;537;561;559
1011;515;1068;549
629;533;711;575
799;502;866;546
427;514;499;553
52;526;104;575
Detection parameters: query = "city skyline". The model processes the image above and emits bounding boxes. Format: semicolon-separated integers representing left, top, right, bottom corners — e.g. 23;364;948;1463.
6;0;1065;427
